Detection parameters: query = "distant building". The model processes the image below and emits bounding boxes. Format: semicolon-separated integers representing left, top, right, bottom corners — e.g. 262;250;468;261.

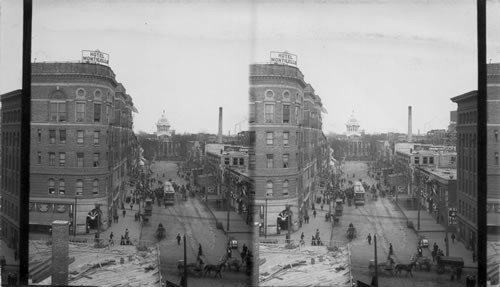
451;90;478;252
155;111;180;159
426;129;447;146
30;62;137;234
0;89;22;260
344;112;371;160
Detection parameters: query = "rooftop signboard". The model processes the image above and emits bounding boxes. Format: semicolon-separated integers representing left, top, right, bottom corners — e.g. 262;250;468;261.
82;50;109;66
270;51;297;67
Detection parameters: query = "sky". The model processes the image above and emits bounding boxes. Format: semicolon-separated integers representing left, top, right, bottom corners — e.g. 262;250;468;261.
1;0;500;135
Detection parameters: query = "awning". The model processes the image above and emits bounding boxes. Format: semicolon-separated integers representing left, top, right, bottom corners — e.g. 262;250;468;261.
196;174;216;187
29;211;72;226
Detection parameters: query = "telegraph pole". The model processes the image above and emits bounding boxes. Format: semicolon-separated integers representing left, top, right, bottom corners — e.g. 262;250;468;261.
183;234;187;287
416;172;421;230
265;198;268;239
374;234;378;287
225;169;230;232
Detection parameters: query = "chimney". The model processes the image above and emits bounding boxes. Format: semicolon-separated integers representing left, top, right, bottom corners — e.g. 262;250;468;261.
408;106;412;143
51;220;69;286
218;107;223;144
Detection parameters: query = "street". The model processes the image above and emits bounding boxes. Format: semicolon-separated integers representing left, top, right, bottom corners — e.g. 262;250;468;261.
142;161;252;287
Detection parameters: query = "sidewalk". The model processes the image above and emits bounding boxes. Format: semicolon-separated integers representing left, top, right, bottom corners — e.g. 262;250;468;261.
393;196;477;269
203;194;253;235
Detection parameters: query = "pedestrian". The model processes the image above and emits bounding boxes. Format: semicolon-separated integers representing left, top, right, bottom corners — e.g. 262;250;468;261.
389;243;393;256
451;233;456;244
120;235;125;245
125;228;129;240
418;247;423;257
367;233;372;245
227;247;232;258
321;203;323;211
311;235;316;246
313;210;317;219
130;202;133;210
109;232;114;246
301;232;305;241
198;244;203;258
242;244;248;258
123;209;126;217
177;233;181;245
444;236;448;245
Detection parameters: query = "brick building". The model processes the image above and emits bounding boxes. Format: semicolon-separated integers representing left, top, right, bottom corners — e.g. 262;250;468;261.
487;63;500;236
30;62;137;234
249;61;328;236
451;90;478;251
0;89;22;254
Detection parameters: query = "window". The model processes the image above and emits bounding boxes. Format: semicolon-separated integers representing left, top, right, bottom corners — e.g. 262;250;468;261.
37;152;41;164
266;154;274;168
93;179;99;195
48;179;55;194
94;130;100;145
265;104;274;123
283;180;289;196
94;103;101;122
429;157;434;165
224;157;230;165
283;154;289;168
266;132;273;145
49;152;56;166
233;158;238;165
76;102;86;122
414;157;419;165
59;152;66;167
423;157;428;164
49;102;66;122
283;104;290;123
37;129;42;141
77;153;84;168
239;158;244;165
93;153;100;167
283;132;289;146
49;130;56;144
59;130;66;144
266;181;273;197
76;180;83;196
77;130;84;144
58;179;65;195
249;131;256;145
249;103;255;123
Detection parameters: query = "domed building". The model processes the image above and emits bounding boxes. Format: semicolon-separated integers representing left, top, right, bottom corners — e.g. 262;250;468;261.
345;111;371;160
155;111;180;159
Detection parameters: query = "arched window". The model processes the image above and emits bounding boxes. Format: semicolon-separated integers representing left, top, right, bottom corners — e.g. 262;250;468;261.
93;179;99;195
283;180;289;196
76;180;83;196
58;179;65;195
266;181;273;197
48;178;55;194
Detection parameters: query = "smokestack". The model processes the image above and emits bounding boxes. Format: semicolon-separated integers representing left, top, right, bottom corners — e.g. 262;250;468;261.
51;220;69;286
408;106;412;143
218;107;223;144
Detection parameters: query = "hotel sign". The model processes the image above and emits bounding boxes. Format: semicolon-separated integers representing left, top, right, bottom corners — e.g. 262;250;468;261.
82;50;109;66
270;51;297;66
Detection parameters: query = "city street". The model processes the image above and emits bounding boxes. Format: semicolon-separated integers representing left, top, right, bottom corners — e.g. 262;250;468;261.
142;161;252;287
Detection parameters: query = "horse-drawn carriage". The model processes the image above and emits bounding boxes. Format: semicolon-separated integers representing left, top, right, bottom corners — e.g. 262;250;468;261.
435;255;464;274
346;225;357;241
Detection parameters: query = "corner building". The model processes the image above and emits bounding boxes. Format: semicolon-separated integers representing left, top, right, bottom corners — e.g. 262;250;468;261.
249;63;327;235
30;62;136;234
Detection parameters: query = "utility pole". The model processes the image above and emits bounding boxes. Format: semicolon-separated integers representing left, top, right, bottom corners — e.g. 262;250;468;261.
374;234;378;287
225;169;230;232
265;198;268;239
183;234;187;287
444;191;449;257
417;171;421;231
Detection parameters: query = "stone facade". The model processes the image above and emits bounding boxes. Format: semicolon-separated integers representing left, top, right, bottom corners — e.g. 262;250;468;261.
30;62;136;234
249;63;328;236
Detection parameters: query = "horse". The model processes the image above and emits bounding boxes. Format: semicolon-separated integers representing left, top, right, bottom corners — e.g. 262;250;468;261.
203;263;223;278
394;261;416;277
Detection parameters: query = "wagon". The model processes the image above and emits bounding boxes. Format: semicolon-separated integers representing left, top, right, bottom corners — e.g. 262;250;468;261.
436;255;464;274
335;199;343;216
346;226;357;241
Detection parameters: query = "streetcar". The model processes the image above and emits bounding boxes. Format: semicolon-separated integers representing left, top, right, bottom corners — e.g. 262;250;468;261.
163;181;175;205
353;181;365;205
